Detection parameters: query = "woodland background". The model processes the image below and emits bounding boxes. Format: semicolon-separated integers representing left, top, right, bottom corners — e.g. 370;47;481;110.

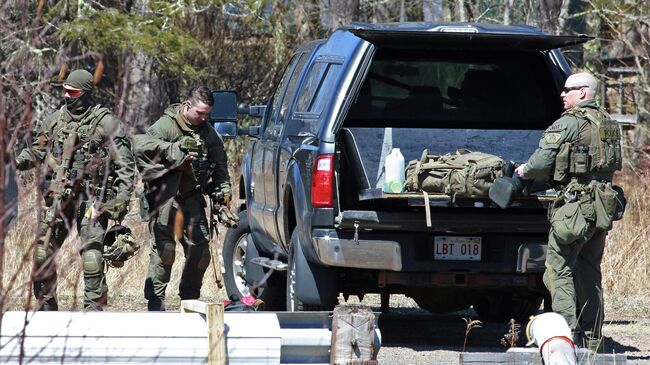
0;0;649;313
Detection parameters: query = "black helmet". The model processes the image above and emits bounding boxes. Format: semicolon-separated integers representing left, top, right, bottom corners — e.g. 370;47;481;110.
103;225;139;267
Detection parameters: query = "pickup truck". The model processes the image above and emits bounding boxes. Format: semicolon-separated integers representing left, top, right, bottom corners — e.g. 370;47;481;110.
210;22;590;321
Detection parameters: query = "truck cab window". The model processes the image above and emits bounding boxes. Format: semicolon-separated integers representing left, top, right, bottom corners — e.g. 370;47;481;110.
265;53;308;138
294;62;343;135
264;54;298;137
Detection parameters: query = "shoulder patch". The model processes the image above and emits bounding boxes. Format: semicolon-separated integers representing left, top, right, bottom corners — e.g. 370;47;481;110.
546;121;567;132
544;132;562;144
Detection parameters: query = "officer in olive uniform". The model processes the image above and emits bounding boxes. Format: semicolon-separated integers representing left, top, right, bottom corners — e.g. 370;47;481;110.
516;72;623;351
137;86;232;311
16;69;136;310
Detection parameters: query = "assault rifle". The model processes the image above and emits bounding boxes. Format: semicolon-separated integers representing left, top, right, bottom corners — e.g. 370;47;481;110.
42;132;78;246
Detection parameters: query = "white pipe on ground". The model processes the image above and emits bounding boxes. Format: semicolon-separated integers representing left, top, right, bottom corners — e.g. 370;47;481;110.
526;312;576;365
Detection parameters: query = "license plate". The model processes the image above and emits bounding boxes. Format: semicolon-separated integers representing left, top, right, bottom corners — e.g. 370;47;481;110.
434;236;482;261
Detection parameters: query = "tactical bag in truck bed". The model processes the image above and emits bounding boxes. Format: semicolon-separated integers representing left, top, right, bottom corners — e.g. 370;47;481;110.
404;149;506;197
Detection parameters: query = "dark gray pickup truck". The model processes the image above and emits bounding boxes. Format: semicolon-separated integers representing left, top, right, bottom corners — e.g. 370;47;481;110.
211;22;590;321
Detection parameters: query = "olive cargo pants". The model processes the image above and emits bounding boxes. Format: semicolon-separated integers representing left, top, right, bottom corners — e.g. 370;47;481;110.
544;201;606;345
144;193;212;308
34;200;109;310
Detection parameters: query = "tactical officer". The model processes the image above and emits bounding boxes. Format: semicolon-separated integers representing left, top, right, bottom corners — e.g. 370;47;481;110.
515;72;623;351
16;69;136;310
136;86;234;311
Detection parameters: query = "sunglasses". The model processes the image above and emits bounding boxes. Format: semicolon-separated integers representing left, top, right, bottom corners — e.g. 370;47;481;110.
562;85;587;93
63;86;84;98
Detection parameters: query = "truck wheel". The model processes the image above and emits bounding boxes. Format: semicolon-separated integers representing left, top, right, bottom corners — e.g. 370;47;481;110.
222;211;284;310
286;229;336;312
472;293;542;323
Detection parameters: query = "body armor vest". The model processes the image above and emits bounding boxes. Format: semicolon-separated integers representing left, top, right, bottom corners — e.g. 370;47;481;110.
49;105;117;201
553;105;622;184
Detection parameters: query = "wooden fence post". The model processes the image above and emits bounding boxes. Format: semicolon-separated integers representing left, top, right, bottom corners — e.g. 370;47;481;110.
330;305;378;365
181;300;225;365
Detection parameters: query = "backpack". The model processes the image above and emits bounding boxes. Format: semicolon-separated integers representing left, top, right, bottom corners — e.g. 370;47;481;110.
404;149;505;197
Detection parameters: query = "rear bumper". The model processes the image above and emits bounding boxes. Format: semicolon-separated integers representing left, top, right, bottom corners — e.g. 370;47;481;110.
312;229;402;271
311;228;547;274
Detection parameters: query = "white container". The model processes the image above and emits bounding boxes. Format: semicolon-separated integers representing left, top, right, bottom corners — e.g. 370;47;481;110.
383;148;405;193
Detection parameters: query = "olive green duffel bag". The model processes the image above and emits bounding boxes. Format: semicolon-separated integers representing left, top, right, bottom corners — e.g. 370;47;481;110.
404;149;505;197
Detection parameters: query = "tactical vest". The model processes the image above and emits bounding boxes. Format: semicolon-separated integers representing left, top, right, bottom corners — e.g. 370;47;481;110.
49;105;118;201
553;105;622;184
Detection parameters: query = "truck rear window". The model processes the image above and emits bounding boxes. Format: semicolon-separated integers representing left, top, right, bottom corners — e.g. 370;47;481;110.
346;48;562;130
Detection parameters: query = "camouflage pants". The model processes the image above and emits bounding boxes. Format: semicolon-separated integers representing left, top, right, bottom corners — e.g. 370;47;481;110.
544;198;606;344
144;193;212;305
34;199;109;310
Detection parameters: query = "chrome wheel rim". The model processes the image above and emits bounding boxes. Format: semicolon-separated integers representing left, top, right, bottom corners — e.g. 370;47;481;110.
287;252;297;311
232;234;248;296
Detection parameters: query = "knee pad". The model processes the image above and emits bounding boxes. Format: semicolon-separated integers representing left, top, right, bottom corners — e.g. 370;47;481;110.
81;250;103;276
34;245;48;267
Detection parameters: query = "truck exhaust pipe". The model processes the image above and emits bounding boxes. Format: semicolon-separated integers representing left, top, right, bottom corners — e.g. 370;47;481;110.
526;312;576;365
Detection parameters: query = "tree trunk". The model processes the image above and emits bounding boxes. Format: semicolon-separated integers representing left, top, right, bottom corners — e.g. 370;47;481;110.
423;0;444;22
557;0;571;34
536;0;563;35
456;0;467;22
321;0;359;30
365;0;400;23
319;0;332;30
116;0;164;132
118;52;164;132
503;0;514;25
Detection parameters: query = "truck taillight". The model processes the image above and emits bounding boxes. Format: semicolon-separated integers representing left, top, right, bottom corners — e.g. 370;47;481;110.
311;154;334;208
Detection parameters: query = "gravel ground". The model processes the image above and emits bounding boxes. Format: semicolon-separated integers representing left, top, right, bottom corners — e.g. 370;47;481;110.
344;294;650;365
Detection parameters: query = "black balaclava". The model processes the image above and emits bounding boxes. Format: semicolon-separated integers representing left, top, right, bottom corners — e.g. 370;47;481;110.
64;69;94;114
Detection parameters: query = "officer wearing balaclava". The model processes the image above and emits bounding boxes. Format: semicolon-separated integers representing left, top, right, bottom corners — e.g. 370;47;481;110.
16;69;136;311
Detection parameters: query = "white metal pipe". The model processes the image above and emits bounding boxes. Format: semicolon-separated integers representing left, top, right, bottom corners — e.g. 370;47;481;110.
526;312;576;365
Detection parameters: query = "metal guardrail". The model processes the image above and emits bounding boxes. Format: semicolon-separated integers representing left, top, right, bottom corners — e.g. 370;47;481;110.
0;305;381;365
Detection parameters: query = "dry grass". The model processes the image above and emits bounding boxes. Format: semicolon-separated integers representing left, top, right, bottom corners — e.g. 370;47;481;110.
601;165;650;318
2;182;226;312
602;167;650;310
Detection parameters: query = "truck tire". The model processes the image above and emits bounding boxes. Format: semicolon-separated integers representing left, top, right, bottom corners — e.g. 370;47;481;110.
472;293;542;323
286;228;337;312
223;211;285;310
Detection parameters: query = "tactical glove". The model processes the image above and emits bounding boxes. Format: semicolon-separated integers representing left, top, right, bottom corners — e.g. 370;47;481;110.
217;204;239;228
178;136;203;156
103;231;140;267
100;197;129;221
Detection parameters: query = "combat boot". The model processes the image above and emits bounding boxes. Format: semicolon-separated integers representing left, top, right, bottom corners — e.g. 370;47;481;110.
583;331;603;353
34;282;58;311
148;297;166;311
38;298;59;311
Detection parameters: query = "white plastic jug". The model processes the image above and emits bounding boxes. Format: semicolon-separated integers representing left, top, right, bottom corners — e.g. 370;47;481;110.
383;148;405;193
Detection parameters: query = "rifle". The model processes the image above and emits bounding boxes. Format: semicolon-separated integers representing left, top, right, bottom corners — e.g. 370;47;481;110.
42;132;78;247
207;190;240;289
208;193;225;289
